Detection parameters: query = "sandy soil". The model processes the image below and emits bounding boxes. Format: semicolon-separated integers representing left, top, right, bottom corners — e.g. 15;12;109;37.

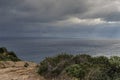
0;61;45;80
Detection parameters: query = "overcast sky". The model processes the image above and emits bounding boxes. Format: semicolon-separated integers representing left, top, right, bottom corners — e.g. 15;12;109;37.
0;0;120;39
1;0;120;62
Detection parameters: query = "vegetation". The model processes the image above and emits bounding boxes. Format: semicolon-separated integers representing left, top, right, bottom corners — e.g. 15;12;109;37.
65;64;88;79
0;47;21;61
38;53;120;80
2;47;120;80
37;53;73;78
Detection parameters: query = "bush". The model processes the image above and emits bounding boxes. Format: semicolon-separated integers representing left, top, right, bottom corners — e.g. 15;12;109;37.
91;56;110;67
72;54;92;64
37;53;73;78
85;68;110;80
37;63;48;76
109;56;120;68
65;64;88;79
8;52;17;57
0;47;21;61
37;53;120;80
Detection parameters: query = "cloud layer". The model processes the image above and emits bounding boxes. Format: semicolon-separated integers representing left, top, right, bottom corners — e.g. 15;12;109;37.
1;0;120;62
1;0;120;39
1;0;120;24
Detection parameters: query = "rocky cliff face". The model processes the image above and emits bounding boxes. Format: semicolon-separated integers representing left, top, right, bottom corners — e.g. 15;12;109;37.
0;61;45;80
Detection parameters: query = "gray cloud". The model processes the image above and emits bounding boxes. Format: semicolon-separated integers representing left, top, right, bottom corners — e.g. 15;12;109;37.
22;0;89;22
1;0;120;62
1;0;120;24
0;0;120;25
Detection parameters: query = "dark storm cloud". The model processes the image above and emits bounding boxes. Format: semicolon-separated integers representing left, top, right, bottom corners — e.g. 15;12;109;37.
22;0;90;22
1;0;120;62
0;0;120;24
0;0;88;24
25;0;120;22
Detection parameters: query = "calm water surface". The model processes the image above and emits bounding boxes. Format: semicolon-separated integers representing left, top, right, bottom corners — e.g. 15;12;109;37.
0;38;120;63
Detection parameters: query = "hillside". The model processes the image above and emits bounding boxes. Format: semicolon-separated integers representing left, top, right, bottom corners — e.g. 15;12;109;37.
1;47;120;80
0;47;45;80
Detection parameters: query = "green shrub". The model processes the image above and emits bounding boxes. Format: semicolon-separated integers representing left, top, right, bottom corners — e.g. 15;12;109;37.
37;63;48;75
109;56;120;68
91;56;110;67
37;53;120;80
37;53;73;78
0;47;21;61
86;68;110;80
72;54;92;64
65;64;88;79
8;52;17;57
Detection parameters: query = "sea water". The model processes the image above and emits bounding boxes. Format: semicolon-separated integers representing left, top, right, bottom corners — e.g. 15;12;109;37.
0;38;120;63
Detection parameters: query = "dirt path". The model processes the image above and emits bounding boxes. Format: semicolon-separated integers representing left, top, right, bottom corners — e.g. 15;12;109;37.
0;61;45;80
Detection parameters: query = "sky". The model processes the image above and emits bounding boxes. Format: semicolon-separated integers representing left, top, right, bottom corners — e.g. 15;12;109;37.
0;0;120;39
1;0;120;62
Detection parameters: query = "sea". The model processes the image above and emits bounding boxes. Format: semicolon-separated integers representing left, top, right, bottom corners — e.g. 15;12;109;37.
0;38;120;63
